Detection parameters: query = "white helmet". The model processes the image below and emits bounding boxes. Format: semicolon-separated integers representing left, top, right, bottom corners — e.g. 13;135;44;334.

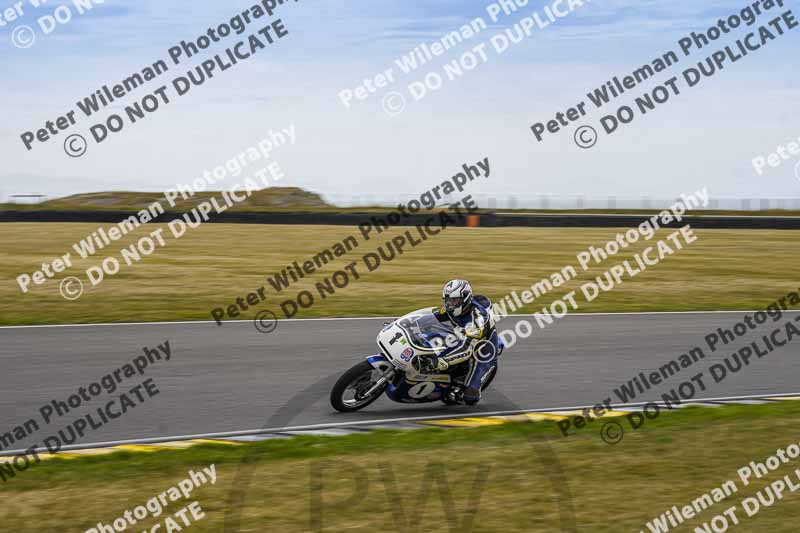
442;279;473;318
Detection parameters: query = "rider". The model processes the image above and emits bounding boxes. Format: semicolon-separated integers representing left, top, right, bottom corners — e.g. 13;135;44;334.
420;279;503;405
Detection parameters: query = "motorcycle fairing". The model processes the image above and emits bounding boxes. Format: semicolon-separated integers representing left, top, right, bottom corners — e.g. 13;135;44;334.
366;354;453;403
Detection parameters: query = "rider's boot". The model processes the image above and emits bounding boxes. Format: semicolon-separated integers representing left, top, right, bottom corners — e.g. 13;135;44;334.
463;386;481;406
442;385;464;405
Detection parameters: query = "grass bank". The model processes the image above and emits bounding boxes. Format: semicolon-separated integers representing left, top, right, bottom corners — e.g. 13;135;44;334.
1;223;799;325
3;401;800;531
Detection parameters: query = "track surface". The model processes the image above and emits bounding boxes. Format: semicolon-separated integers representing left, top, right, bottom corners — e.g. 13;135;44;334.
1;312;798;450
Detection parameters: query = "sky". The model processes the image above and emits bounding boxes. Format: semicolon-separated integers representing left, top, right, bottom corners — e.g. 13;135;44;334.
2;0;799;207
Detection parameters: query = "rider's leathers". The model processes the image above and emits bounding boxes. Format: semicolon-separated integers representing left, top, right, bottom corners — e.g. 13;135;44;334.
433;300;503;404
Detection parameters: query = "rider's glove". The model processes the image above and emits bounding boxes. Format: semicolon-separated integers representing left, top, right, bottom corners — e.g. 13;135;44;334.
464;324;482;339
464;309;487;339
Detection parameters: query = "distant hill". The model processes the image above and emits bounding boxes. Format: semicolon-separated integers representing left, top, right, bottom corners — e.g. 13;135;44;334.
1;187;331;212
3;188;800;217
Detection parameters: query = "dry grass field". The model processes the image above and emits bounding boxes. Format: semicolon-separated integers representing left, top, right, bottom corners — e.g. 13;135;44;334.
1;222;798;325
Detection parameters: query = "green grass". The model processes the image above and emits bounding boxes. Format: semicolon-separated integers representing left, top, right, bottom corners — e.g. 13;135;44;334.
2;223;799;325
4;401;800;532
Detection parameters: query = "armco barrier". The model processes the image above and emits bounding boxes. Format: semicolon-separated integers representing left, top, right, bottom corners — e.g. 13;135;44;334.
483;213;800;230
1;210;800;229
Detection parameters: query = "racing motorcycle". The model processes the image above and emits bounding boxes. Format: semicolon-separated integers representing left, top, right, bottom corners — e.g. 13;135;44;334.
330;300;499;413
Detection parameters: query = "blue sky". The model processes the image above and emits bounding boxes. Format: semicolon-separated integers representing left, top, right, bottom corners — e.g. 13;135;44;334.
2;0;799;206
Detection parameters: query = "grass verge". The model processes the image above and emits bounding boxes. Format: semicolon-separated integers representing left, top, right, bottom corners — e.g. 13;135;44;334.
2;223;799;325
3;401;800;531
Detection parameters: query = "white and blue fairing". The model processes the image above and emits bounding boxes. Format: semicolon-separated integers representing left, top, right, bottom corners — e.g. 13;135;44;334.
366;307;471;403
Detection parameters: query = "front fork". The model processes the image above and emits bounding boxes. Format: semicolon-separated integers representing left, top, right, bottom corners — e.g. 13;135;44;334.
360;370;393;399
361;354;396;399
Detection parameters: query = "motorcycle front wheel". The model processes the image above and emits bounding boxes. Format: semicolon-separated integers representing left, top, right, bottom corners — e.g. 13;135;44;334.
330;360;388;413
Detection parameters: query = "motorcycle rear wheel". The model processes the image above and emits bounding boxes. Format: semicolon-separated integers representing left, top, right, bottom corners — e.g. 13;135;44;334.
330;360;388;413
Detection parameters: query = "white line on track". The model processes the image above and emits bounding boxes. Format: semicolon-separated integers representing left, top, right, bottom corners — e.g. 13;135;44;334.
3;391;799;455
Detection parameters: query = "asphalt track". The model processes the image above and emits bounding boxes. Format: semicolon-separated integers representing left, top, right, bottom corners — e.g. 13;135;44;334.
1;311;798;452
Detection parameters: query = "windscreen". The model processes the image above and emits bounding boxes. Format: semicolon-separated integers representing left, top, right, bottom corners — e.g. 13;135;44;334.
397;312;457;350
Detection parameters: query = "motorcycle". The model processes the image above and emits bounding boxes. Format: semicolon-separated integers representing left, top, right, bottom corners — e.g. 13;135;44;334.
330;302;499;413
